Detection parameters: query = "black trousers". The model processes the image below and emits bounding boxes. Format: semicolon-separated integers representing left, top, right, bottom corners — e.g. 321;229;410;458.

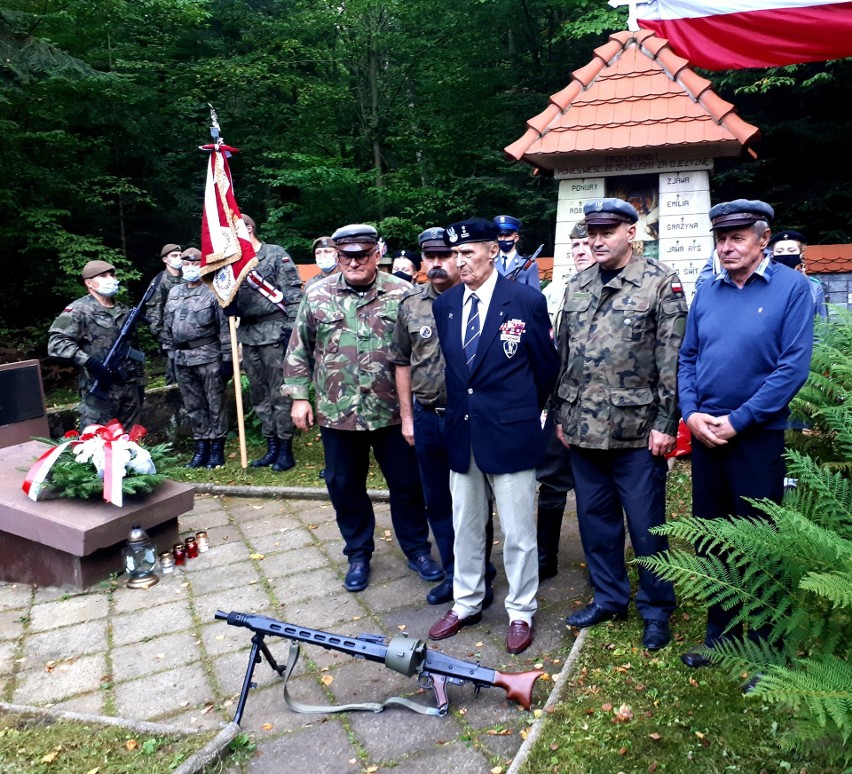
690;428;785;646
320;425;431;564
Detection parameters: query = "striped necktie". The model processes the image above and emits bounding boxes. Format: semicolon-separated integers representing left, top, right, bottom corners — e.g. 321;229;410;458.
463;293;481;370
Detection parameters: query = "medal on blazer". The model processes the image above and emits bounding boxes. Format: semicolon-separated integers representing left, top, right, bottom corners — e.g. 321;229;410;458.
500;319;526;359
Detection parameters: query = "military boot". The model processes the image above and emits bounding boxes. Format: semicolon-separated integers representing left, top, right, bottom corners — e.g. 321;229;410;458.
537;506;564;580
251;436;280;468
271;437;296;472
185;440;210;469
206;438;226;468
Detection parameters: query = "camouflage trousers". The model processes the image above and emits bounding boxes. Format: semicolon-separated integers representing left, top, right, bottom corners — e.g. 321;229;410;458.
174;361;229;440
78;381;144;431
242;339;294;440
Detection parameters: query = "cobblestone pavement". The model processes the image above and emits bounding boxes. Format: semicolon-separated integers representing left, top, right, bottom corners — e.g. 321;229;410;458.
0;493;589;773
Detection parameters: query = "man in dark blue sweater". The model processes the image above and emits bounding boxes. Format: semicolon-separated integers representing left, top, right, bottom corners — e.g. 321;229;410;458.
678;199;814;669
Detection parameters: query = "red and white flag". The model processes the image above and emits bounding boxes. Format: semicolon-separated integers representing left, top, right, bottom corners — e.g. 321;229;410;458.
636;1;852;70
200;143;257;306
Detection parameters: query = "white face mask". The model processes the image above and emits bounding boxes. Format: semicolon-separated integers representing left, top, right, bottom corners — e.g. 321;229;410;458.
167;256;184;270
316;253;338;272
182;265;202;282
95;277;120;296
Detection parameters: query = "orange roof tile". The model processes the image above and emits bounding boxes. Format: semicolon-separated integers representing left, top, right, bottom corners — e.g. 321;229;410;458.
807;245;852;274
505;30;760;171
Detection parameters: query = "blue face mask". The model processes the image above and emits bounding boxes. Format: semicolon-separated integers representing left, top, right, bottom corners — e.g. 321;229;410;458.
182;264;202;282
498;239;516;254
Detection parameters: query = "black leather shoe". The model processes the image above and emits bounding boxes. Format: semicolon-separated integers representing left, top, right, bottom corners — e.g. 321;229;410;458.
539;561;558;581
642;619;671;650
566;603;628;628
741;674;762;694
343;561;370;592
680;647;712;668
482;585;495;611
426;578;454;605
408;555;445;582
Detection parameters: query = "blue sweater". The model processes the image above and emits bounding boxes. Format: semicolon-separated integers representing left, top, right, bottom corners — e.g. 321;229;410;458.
678;262;813;432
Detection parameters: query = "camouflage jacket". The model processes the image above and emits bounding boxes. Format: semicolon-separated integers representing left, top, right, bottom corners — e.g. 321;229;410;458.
304;269;338;292
234;243;303;346
47;293;144;382
283;271;410;430
161;283;231;367
146;270;183;341
555;253;687;449
389;282;448;407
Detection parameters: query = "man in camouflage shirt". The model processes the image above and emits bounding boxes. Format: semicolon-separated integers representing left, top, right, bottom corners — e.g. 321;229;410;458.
233;215;303;472
162;248;232;469
48;260;144;430
284;223;442;593
555;198;687;652
146;243;184;384
391;227;497;607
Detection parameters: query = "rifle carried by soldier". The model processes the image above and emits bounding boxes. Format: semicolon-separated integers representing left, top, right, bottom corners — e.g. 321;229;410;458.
216;610;545;724
507;243;545;282
88;274;162;400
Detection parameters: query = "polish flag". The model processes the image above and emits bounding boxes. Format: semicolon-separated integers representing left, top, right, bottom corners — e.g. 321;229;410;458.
636;1;852;70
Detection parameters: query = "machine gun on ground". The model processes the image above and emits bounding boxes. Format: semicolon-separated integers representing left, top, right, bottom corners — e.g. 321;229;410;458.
216;610;545;724
88;273;162;400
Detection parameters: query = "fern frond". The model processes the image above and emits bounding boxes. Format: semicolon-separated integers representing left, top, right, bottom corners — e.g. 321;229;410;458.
799;571;852;608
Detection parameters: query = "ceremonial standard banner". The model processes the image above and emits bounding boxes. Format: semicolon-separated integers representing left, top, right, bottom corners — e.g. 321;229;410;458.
200;143;257;306
636;0;852;70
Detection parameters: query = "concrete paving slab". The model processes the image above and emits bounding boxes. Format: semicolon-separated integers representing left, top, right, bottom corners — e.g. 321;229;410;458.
189;535;253;567
282;593;370;631
258;545;331;580
277;567;343;604
0;584;32;611
21;620;108;665
28;592;109;632
241;720;359;773
386;739;492;774
238;513;303;540
0;640;18;675
49;690;105;716
200;618;252;658
111;598;194;646
357;575;432;614
111;631;201;682
186;560;264;597
112;574;195;614
246;527;315;556
13;652;105;704
224;674;333;735
0;609;25;642
193;583;275;624
113;662;214;721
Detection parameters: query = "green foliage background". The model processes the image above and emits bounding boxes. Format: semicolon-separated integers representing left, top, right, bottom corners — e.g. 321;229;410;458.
2;0;851;356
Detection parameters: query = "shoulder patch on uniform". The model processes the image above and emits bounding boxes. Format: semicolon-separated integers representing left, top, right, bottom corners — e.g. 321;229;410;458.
63;305;74;313
671;280;684;295
281;255;291;262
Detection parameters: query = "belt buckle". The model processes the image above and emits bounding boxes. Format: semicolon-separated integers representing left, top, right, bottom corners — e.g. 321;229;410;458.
434;407;446;417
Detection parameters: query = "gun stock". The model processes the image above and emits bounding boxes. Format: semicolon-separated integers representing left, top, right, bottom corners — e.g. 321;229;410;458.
492;668;546;711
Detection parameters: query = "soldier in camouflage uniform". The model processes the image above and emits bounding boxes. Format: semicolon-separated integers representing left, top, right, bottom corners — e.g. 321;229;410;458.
284;223;442;593
391;228;497;606
555;198;687;652
146;243;184;384
162;248;232;468
48;260;145;430
233;215;303;472
305;236;339;291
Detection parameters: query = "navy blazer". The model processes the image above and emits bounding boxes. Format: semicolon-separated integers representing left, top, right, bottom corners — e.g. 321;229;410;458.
434;273;559;474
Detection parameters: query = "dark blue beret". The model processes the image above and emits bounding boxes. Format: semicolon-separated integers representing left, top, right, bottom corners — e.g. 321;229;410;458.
709;199;774;230
583;198;639;225
493;215;523;232
444;218;500;246
769;229;807;246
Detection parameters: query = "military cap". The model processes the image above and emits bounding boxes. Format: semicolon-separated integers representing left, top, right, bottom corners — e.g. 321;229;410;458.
418;227;451;254
331;224;379;257
444;218;500;247
583;198;639;226
391;248;421;271
709;199;774;230
81;260;116;280
180;247;202;262
160;243;182;257
769;229;807;246
493;215;523;233
312;236;336;252
569;222;588;240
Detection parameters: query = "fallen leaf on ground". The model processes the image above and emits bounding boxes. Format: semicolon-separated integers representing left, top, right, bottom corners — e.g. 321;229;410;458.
42;750;60;763
125;740;138;751
383;530;392;537
321;675;334;686
519;729;528;740
533;709;543;718
249;553;265;560
649;762;658;772
397;625;406;631
648;732;662;741
486;729;512;736
618;747;628;756
262;723;273;731
601;703;613;712
490;767;503;773
613;704;633;722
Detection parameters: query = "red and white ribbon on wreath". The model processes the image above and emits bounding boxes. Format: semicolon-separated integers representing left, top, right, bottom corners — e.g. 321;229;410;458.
22;420;153;508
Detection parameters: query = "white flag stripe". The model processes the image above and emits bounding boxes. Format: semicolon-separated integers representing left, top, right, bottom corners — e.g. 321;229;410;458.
638;0;846;21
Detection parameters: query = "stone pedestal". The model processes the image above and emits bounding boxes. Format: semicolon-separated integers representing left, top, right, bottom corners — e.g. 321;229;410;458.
0;440;194;588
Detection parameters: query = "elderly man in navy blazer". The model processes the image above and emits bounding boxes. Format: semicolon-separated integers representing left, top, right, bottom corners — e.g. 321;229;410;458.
427;218;559;654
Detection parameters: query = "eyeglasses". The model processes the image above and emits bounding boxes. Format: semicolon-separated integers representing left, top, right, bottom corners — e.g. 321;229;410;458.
341;253;374;265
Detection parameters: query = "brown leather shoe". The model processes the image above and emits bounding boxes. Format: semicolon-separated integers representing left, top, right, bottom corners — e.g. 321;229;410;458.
506;620;534;654
428;609;482;640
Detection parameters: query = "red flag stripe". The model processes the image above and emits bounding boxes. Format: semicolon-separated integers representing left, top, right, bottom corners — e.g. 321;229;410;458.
638;2;852;70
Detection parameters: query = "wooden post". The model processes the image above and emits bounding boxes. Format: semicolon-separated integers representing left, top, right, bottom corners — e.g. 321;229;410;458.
229;317;248;468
